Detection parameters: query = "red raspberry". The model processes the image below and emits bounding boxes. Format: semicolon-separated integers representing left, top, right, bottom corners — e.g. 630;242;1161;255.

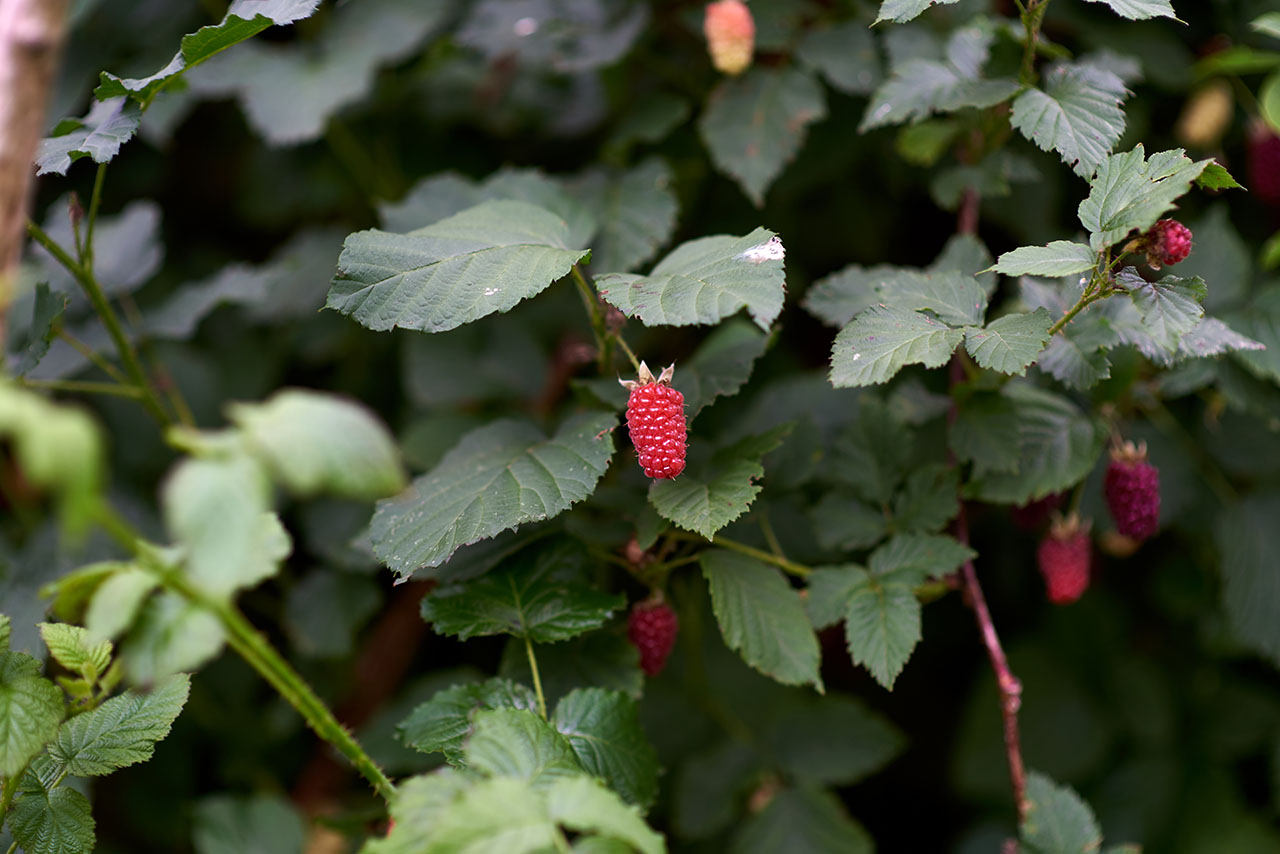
704;0;754;76
1248;121;1280;206
1143;219;1192;269
628;597;678;676
1037;517;1091;605
1104;441;1160;540
622;362;687;480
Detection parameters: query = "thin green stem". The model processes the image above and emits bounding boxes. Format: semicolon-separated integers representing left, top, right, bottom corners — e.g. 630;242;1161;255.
572;265;614;373
93;504;396;803
612;331;641;374
19;377;145;399
26;220;172;427
524;635;548;720
58;328;130;384
1047;288;1109;337
758;515;786;561
83;163;107;273
0;759;30;825
669;531;810;577
552;828;573;854
5;841;17;854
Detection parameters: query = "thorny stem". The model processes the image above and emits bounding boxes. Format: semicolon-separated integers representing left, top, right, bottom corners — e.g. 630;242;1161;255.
25;220;172;426
1018;0;1051;87
93;504;397;803
525;635;548;720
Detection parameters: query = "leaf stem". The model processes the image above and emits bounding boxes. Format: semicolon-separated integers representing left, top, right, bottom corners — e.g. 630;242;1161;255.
669;531;810;577
25;220;172;427
1047;287;1110;337
611;330;642;375
19;377;145;399
93;504;396;803
58;328;130;384
524;635;548;720
571;264;615;373
82;163;107;271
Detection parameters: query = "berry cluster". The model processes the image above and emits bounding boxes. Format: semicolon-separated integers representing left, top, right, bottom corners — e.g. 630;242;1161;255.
623;362;687;480
628;598;679;676
1143;219;1193;269
704;0;754;76
1104;441;1161;540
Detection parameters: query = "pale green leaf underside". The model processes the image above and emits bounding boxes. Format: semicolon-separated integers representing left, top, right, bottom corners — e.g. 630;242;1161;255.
874;0;961;24
596;228;786;331
327;200;591;334
992;241;1096;277
371;414;616;576
830;306;965;387
48;674;190;777
1078;145;1214;250
35;99;141;177
1083;0;1178;21
1021;771;1103;854
701;550;823;689
964;309;1054;375
1126;273;1206;352
545;775;665;854
1011;63;1127;179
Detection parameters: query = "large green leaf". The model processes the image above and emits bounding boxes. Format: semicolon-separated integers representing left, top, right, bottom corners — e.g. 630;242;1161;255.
398;678;538;764
420;549;624;643
1123;271;1206;353
465;708;584;786
648;425;791;539
729;785;872;854
841;566;921;690
162;453;290;597
119;592;226;684
47;674;189;777
1083;0;1177;20
890;465;961;534
0;652;63;775
193;793;306;854
700;550;823;689
762;694;904;786
1216;494;1280;668
13;284;67;377
551;689;659;808
94;0;323;106
963;309;1054;375
874;0;961;24
1021;772;1103;854
829;306;965;387
228;389;405;501
570;158;679;275
796;21;882;95
545;775;665;854
1077;145;1214;250
370;413;616;576
9;783;95;854
949;391;1021;476
698;68;827;205
671;319;770;421
380;775;554;854
34;98;141;176
1011;63;1127;179
992;241;1097;277
326;200;591;333
595;228;787;331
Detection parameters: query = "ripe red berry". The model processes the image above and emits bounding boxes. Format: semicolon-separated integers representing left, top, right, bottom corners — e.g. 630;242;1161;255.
628;598;678;676
704;0;754;75
1143;219;1192;269
1037;517;1091;605
1104;441;1160;540
1248;122;1280;206
622;362;687;480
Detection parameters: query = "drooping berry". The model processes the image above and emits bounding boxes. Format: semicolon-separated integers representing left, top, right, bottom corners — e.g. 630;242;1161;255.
704;0;755;76
1037;516;1091;605
1104;441;1160;540
622;362;687;480
1248;121;1280;206
1143;219;1193;269
628;597;679;676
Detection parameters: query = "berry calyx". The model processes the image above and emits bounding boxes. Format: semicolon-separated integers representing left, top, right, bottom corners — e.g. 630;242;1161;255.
1143;219;1193;269
622;362;687;480
1104;440;1160;540
1037;516;1092;605
628;596;679;676
704;0;755;76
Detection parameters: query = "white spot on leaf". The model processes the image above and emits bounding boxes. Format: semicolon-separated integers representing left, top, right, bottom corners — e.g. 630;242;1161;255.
738;235;785;264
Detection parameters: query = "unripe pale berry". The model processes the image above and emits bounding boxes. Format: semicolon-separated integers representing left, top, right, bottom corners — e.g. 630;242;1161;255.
1104;441;1160;540
622;362;687;480
1037;516;1091;605
628;598;678;676
704;0;754;76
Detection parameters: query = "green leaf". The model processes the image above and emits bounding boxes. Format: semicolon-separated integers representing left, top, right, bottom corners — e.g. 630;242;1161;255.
371;413;616;576
648;425;792;539
828;396;910;504
869;532;974;580
1021;771;1103;854
829;306;965;387
0;652;63;775
162;453;290;597
1177;318;1263;359
569;157;679;275
806;565;867;630
327;200;591;333
862;25;1019;130
1196;161;1244;191
35;98;141;176
698;67;827;205
729;785;872;854
595;228;787;331
896;119;962;167
964;309;1054;375
874;0;961;24
1266;74;1280;135
1078;145;1215;250
1254;12;1280;39
48;674;189;776
37;624;111;681
930;151;1040;210
420;549;624;643
672;741;761;839
465;708;584;786
551;688;659;809
284;571;380;659
1217;493;1280;668
499;632;643;708
120;591;226;684
193;793;306;854
1011;63;1127;179
763;694;904;786
950;391;1021;475
992;242;1097;277
84;567;157;645
14;284;68;377
1038;336;1113;390
95;0;322;105
673;319;771;421
9;783;95;854
545;775;665;854
398;678;538;764
227;389;405;501
1124;271;1206;353
700;550;823;689
1083;0;1177;20
0;616;9;653
796;21;882;95
809;494;888;553
891;465;960;534
376;772;472;851
968;382;1107;505
382;775;554;854
842;567;921;690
